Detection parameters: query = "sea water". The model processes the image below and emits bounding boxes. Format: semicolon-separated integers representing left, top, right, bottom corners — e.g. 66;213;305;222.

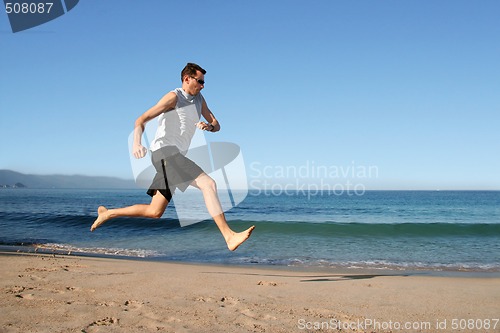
0;189;499;272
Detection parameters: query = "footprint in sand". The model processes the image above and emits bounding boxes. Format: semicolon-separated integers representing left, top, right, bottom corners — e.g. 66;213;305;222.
5;285;37;299
97;301;118;307
240;308;277;321
16;293;36;299
195;295;242;308
218;296;240;307
88;317;119;327
122;300;171;330
4;285;28;294
123;300;145;311
65;286;82;292
195;296;215;303
257;280;280;286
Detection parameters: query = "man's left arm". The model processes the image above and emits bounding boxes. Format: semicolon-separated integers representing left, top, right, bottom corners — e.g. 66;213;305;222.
198;97;220;132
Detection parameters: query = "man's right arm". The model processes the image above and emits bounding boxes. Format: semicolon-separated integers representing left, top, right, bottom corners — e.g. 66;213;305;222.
133;91;177;159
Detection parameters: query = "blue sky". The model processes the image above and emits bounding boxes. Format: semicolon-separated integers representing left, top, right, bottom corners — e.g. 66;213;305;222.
1;0;499;190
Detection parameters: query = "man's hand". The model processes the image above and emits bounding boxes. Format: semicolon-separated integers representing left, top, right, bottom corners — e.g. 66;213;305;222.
133;144;148;159
195;121;214;131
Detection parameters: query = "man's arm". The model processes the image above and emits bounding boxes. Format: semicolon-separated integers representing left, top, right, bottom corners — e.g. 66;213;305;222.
133;91;177;158
197;97;220;132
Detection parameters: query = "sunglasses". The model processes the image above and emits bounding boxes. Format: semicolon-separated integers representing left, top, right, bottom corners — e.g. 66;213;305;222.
191;76;205;85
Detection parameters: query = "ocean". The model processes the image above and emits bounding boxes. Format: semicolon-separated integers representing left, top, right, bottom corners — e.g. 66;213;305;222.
0;189;499;273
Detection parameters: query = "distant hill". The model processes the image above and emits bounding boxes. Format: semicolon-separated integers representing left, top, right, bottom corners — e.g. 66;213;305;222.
0;170;137;189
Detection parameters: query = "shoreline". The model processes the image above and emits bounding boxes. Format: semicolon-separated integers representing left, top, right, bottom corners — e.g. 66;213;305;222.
1;245;499;278
0;244;500;277
1;252;499;332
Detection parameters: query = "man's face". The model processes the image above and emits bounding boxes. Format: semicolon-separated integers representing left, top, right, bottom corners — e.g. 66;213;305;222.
184;70;205;95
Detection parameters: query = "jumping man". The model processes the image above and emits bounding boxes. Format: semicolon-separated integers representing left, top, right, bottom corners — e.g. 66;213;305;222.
90;63;254;251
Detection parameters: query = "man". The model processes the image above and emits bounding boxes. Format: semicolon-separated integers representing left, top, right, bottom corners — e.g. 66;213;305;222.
90;63;254;251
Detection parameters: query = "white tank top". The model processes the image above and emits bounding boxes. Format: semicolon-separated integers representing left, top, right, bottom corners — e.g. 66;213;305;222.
150;88;203;154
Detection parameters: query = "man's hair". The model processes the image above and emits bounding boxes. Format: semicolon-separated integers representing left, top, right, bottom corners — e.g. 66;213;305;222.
181;63;206;82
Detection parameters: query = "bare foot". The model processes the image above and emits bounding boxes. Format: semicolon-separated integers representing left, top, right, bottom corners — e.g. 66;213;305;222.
90;206;110;232
226;226;255;251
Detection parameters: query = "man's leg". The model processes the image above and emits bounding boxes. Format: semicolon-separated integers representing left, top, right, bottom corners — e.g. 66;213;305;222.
90;190;169;231
190;173;254;251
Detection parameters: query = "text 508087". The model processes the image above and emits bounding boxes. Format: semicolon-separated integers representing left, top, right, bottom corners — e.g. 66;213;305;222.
5;2;54;14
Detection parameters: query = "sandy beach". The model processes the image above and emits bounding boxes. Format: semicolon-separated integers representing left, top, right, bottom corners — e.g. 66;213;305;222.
0;252;499;333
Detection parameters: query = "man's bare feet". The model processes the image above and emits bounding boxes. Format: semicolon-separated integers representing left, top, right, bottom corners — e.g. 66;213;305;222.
226;226;255;251
90;206;110;232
